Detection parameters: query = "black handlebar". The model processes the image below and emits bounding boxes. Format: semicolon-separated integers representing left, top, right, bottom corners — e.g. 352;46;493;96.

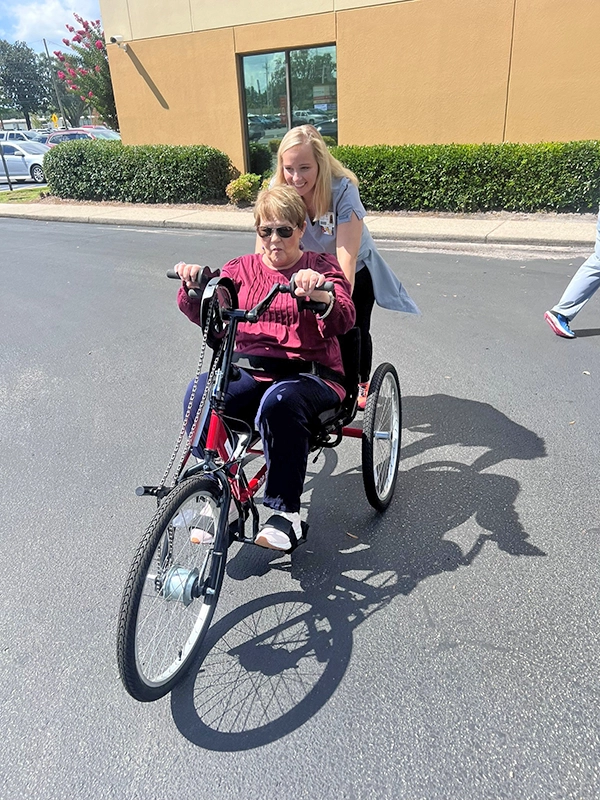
167;268;335;314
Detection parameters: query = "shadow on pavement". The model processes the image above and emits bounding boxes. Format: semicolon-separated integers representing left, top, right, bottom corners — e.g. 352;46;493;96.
171;393;547;750
571;328;600;338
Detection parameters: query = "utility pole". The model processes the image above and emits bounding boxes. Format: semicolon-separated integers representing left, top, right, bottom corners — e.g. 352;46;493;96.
0;143;14;191
43;38;68;128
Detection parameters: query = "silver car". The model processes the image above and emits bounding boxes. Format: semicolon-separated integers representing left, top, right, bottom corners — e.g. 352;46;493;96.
0;130;39;142
0;141;49;183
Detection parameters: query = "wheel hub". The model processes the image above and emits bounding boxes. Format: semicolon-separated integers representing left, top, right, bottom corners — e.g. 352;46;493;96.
162;565;199;606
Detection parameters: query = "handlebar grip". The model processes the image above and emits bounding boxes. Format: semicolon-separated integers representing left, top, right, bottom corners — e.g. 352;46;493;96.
286;273;335;294
166;268;201;297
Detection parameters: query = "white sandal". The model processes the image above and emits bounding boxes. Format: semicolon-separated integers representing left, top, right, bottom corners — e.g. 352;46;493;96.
254;511;307;552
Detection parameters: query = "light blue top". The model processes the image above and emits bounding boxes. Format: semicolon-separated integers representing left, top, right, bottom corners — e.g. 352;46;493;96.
300;177;420;314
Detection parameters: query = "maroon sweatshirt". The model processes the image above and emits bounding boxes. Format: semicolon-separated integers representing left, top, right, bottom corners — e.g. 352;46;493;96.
177;251;356;381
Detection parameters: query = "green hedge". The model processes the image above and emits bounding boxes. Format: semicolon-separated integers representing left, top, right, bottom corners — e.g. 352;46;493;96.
249;142;272;177
44;141;234;203
331;141;600;213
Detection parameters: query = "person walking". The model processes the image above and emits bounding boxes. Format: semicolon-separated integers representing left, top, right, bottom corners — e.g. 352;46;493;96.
544;209;600;338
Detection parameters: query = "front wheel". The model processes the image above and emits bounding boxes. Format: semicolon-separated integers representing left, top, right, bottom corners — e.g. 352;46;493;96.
117;475;229;702
30;164;45;183
362;363;401;511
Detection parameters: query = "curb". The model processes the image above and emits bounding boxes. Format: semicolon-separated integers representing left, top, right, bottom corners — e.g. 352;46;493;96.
0;205;595;249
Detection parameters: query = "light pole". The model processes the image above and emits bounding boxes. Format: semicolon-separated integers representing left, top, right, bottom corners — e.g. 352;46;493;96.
0;143;14;191
43;39;68;128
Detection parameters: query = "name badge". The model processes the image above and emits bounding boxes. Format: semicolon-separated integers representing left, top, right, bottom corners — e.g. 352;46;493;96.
319;212;335;236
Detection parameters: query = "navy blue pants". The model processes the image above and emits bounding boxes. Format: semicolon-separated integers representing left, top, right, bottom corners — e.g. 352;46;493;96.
184;369;339;513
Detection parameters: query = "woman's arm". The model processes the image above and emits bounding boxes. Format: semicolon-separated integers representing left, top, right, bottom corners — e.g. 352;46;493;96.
335;212;363;291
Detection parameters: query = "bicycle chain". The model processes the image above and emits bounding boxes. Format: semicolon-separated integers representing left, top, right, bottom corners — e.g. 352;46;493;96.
157;294;219;492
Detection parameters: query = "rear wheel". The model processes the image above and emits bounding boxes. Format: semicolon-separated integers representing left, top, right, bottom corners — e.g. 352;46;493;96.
117;475;229;702
361;363;401;510
30;164;45;183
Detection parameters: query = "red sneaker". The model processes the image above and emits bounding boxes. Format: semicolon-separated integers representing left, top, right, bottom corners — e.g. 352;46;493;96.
357;382;369;411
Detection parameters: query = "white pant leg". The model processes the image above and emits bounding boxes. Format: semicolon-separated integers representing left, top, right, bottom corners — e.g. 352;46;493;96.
553;210;600;320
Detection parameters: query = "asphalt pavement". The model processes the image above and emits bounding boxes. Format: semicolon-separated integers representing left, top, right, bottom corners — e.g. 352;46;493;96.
1;218;600;799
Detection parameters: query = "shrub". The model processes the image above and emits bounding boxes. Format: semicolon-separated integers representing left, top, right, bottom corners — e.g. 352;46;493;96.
226;173;261;204
44;141;234;203
322;135;336;148
269;139;281;154
331;141;600;213
249;142;272;177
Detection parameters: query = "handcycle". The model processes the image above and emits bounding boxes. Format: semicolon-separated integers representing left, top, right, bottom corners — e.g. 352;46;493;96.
117;269;402;702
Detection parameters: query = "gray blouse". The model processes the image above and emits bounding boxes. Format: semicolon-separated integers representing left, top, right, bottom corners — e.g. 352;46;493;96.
301;177;419;314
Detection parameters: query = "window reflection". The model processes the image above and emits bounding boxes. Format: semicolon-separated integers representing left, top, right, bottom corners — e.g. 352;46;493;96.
242;45;337;150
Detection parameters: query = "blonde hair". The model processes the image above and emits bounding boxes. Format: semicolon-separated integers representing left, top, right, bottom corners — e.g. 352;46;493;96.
253;184;307;229
274;125;358;220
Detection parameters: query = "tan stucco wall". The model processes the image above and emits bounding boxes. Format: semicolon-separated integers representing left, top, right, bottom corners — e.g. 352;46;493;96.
107;27;245;169
505;0;600;142
234;13;335;54
99;0;408;40
337;0;515;145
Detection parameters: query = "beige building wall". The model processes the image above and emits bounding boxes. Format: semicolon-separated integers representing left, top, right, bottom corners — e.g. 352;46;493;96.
337;0;515;145
107;27;245;168
99;0;408;39
505;0;600;143
102;0;600;172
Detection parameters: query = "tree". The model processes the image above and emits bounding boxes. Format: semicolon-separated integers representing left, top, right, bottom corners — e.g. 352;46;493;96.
0;41;50;128
54;14;118;130
40;53;86;127
269;50;336;112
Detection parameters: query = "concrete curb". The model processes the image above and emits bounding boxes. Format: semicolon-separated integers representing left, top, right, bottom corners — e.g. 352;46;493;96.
0;203;596;248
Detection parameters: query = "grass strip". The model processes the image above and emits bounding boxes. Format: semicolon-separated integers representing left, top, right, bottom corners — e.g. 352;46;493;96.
0;186;47;204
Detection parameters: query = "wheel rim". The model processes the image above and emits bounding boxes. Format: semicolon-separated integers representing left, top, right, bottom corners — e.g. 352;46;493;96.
133;490;220;687
371;372;400;501
31;166;44;182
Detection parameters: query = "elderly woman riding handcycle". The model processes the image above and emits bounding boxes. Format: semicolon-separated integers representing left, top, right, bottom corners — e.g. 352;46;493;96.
117;185;401;702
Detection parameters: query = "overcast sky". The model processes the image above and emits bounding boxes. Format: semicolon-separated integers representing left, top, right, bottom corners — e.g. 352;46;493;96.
0;0;102;52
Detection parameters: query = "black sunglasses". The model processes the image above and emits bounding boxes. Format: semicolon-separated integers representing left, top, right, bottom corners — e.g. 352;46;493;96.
257;225;297;239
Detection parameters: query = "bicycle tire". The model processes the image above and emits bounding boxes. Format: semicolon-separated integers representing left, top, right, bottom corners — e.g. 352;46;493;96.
361;362;401;511
117;475;228;702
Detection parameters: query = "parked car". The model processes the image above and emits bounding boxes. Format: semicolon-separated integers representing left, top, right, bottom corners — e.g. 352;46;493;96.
25;130;51;143
0;130;41;142
45;127;121;146
315;118;338;143
0;141;49;183
293;109;330;125
247;121;264;142
84;127;121;141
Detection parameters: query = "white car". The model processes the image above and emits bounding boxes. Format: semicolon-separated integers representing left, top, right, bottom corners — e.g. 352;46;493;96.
0;130;33;142
0;141;49;183
293;110;330;125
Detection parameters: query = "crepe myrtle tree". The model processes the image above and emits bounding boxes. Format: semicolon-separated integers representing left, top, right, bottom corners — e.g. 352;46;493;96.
54;14;119;130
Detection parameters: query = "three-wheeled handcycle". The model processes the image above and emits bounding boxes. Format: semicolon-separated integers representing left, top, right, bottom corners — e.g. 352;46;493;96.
117;270;402;702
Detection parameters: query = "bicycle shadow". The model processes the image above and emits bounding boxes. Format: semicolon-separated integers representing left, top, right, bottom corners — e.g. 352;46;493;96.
171;394;546;750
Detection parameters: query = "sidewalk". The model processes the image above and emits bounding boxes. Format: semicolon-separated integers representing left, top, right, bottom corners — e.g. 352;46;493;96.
0;199;597;248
